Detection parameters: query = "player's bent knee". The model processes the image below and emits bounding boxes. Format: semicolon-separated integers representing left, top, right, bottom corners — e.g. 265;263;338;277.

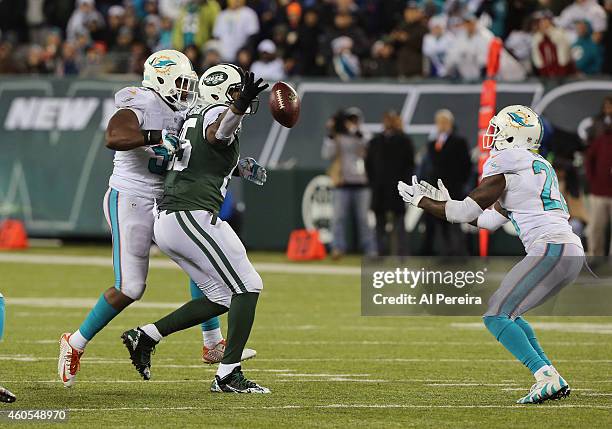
245;271;263;293
120;284;146;301
483;315;513;340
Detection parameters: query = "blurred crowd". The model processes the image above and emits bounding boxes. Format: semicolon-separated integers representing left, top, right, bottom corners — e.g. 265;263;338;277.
322;98;612;259
1;0;612;79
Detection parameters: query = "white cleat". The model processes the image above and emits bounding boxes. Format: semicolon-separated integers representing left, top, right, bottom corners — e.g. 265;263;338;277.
58;333;83;388
202;339;256;364
516;369;570;404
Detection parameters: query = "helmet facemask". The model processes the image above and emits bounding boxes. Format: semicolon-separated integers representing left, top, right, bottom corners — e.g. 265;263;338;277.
166;73;198;111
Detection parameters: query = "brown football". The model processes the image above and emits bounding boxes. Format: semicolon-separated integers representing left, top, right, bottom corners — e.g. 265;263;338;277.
269;81;300;128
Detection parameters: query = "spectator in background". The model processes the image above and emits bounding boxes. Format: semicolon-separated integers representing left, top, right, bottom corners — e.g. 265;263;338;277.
331;36;361;80
505;16;535;74
571;19;603;75
391;1;427;78
420;109;471;256
585;107;612;258
41;29;63;72
23;45;49;74
143;15;161;52
365;111;414;256
0;42;17;74
213;0;259;62
202;40;221;71
322;108;376;259
103;5;125;50
531;10;573;77
444;13;488;80
422;14;452;77
292;8;325;76
558;0;607;43
586;95;612;143
66;0;105;41
236;46;252;71
172;0;219;51
603;0;612;74
363;39;397;77
251;39;285;81
322;11;369;63
183;43;202;74
57;41;80;75
159;0;187;21
156;15;174;50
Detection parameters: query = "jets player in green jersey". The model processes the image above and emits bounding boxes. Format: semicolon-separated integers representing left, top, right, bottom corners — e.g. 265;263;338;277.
121;64;271;393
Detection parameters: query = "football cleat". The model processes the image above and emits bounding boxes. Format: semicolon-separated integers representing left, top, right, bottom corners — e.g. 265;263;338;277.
121;328;157;380
0;386;16;403
58;333;83;388
516;370;570;404
202;340;257;364
210;366;270;394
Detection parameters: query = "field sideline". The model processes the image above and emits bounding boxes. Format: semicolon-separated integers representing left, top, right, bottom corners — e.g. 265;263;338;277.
0;245;610;428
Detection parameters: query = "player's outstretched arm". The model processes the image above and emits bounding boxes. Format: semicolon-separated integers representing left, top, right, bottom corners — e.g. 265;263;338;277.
105;109;156;151
469;202;510;231
414;174;506;223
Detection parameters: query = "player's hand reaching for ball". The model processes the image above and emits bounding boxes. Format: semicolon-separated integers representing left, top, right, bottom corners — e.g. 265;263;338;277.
398;176;427;207
238;157;267;186
233;72;269;114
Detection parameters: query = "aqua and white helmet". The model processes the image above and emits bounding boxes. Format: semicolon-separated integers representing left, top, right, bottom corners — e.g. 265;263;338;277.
483;105;543;151
142;49;198;111
198;63;258;113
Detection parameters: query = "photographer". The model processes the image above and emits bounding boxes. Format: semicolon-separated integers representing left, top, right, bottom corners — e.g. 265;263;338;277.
322;108;376;259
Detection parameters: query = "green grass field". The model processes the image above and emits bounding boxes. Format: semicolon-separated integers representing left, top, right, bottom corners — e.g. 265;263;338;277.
0;246;610;428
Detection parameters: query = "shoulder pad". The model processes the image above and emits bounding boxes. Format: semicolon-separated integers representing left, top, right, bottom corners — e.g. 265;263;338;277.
483;149;530;177
114;86;156;110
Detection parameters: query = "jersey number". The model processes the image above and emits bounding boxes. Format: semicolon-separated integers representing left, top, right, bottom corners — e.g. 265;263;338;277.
148;146;171;175
532;160;568;213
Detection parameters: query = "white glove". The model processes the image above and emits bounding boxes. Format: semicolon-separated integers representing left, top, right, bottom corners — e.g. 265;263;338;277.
418;179;451;202
397;175;426;207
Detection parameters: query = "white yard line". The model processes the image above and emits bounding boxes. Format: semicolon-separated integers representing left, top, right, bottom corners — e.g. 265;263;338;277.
51;404;612;412
0;253;360;276
452;322;612;335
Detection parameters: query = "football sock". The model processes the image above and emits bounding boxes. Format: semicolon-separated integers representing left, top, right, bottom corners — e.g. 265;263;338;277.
203;328;223;349
514;317;552;366
222;292;259;365
189;280;221;335
140;324;162;342
69;330;89;351
72;293;119;349
484;315;546;374
154;296;227;337
217;363;240;379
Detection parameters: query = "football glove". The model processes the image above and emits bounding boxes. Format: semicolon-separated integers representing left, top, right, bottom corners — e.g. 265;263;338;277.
238;157;267;186
418;179;451;201
398;175;426;207
157;129;181;156
233;72;269;114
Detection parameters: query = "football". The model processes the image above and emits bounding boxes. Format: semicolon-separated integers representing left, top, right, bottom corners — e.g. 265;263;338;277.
269;81;300;128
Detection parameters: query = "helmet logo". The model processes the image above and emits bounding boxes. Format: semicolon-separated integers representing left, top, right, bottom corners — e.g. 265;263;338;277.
507;111;534;128
149;55;177;75
203;71;228;86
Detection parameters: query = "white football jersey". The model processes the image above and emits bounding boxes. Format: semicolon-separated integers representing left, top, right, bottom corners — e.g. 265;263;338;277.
482;148;582;251
108;87;186;199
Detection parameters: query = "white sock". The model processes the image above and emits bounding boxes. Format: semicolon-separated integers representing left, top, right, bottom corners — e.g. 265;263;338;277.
534;365;553;381
203;328;223;349
140;324;162;342
216;363;240;379
68;330;88;351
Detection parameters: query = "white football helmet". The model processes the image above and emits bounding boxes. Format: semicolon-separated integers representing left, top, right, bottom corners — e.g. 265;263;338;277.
483;105;543;151
198;63;258;113
142;49;198;111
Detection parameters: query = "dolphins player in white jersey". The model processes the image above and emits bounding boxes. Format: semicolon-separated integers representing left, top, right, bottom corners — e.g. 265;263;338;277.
58;50;253;387
399;105;584;404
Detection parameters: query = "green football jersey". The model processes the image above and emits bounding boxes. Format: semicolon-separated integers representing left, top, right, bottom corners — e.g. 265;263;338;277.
159;103;239;214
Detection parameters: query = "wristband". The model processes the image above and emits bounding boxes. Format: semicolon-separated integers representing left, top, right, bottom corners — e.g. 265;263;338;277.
142;130;162;146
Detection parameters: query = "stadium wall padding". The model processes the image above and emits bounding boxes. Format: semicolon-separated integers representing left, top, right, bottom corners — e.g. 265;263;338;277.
0;77;610;253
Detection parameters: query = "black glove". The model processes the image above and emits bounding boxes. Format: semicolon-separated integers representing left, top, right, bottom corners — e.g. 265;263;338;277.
233;72;269;114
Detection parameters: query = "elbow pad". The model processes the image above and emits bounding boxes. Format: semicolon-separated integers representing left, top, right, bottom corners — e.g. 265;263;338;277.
476;209;509;231
444;197;483;223
215;109;243;141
